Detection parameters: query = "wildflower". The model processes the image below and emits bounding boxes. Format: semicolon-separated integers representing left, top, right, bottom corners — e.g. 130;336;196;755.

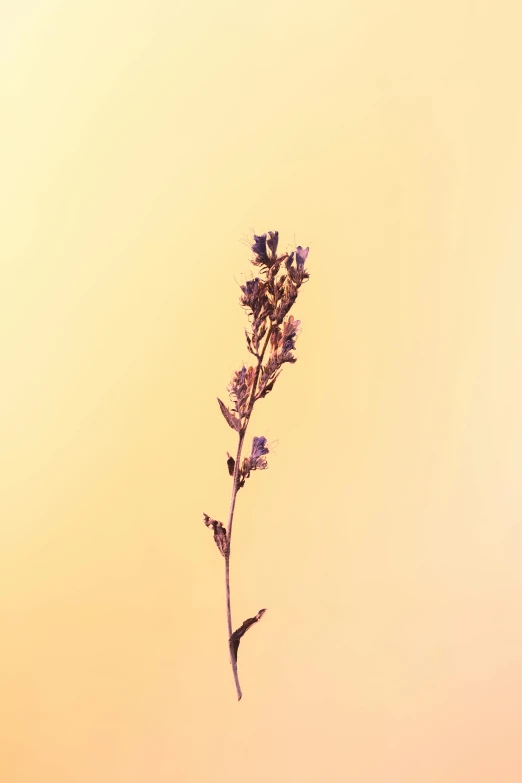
240;277;263;314
251;233;269;267
250;436;269;470
285;246;310;286
227;365;256;419
296;245;309;270
281;315;300;356
203;230;310;701
266;230;279;259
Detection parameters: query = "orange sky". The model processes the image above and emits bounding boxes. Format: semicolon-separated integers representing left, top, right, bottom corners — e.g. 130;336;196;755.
2;1;522;781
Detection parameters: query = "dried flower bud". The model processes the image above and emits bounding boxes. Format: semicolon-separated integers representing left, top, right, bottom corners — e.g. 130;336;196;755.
227;452;235;476
251;231;281;270
227;365;256;418
285;246;310;286
295;245;309;270
256;373;280;399
266;230;279;259
273;315;300;357
251;233;269;267
254;312;302;401
240;277;265;315
281;315;300;356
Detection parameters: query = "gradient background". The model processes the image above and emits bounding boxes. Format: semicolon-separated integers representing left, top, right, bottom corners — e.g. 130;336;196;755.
2;1;522;781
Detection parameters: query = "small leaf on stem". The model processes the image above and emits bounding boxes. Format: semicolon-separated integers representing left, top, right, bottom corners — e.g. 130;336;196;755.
226;452;235;476
203;513;228;557
217;398;241;432
229;608;267;667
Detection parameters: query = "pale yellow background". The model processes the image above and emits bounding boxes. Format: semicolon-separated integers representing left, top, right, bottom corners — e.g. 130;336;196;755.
2;1;522;781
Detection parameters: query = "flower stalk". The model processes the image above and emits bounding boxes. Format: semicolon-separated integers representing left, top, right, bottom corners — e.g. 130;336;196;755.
203;231;310;700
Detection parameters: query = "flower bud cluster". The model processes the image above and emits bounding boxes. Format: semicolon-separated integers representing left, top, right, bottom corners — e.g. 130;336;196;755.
218;230;309;433
255;315;301;400
227;364;256;419
250;231;280;270
240;278;270;356
239;231;309;398
205;229;311;700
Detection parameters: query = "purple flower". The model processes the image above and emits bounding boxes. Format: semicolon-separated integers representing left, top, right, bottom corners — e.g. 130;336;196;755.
251;233;269;266
295;246;309;271
252;231;281;269
281;315;300;354
240;276;268;319
250;436;269;470
227;364;254;417
266;230;279;259
241;278;260;301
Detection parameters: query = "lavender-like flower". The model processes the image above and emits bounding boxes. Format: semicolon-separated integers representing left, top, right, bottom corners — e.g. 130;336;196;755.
240;436;269;483
250;435;269;468
266;230;279;259
251;233;270;268
203;230;310;701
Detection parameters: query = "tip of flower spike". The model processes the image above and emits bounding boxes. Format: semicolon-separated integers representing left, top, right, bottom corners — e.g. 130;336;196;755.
266;230;279;259
251;233;267;258
251;230;281;269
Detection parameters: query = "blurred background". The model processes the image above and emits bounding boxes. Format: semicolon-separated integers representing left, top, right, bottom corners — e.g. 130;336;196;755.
2;1;522;780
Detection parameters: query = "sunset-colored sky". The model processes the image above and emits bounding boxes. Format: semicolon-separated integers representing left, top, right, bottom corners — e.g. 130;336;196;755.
2;1;522;781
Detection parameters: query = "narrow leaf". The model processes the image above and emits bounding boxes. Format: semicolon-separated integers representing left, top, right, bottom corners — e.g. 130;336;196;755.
229;608;267;666
203;513;228;557
217;398;241;432
226;452;235;476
